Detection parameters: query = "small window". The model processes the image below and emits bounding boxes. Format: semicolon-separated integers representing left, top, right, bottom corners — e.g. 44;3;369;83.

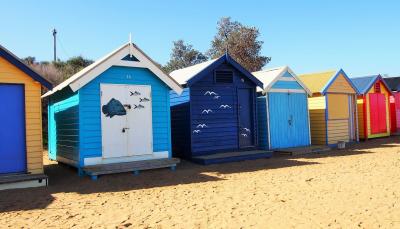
215;70;233;83
374;82;381;93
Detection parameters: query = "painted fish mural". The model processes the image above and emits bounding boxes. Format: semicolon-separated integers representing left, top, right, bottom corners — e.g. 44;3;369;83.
134;104;145;109
139;97;150;102
102;98;127;118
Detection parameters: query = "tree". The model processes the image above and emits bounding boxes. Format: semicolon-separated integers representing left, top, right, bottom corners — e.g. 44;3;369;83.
163;40;208;73
207;17;271;72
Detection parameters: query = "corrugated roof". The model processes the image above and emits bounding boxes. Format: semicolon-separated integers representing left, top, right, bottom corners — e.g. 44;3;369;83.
351;75;378;94
384;76;400;91
169;58;218;85
298;70;336;93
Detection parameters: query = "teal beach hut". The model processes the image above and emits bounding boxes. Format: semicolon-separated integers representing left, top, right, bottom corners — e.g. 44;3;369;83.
42;43;183;179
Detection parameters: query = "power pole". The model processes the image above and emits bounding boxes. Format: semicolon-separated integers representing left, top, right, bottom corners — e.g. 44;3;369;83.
52;28;57;62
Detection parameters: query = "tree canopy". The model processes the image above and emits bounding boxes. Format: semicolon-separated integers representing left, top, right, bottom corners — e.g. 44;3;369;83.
207;17;270;72
163;40;208;73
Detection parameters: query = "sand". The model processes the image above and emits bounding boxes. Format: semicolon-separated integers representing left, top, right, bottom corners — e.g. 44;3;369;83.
0;137;399;228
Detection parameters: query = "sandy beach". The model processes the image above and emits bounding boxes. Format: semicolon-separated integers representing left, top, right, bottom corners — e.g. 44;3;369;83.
0;137;399;228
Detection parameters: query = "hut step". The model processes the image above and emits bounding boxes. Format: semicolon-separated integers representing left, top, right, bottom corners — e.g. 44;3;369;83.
83;158;180;178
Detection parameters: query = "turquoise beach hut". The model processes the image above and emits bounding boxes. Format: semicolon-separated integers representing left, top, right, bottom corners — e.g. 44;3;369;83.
43;42;183;179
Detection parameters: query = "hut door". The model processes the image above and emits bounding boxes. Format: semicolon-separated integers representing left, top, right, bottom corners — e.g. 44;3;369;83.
101;84;129;158
0;84;26;174
238;88;254;148
101;84;153;158
126;85;153;156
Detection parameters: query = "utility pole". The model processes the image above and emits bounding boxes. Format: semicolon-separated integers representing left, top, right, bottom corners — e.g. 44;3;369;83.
52;28;57;62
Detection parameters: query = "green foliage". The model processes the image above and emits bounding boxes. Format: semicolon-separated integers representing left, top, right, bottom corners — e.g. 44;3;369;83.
207;17;270;72
163;40;208;73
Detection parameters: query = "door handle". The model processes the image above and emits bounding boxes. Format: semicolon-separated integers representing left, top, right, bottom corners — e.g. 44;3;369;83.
122;127;130;133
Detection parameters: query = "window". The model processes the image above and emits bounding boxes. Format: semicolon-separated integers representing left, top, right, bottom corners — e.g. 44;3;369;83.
215;70;233;83
374;82;381;93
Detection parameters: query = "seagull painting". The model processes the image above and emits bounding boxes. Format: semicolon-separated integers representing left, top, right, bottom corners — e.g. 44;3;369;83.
196;124;208;128
130;91;141;96
213;95;221;99
243;128;251;132
241;133;248;137
193;130;201;134
201;109;213;114
204;91;218;96
219;104;232;109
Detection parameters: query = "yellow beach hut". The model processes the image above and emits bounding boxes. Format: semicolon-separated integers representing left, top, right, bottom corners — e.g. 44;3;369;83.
0;44;52;190
299;69;359;146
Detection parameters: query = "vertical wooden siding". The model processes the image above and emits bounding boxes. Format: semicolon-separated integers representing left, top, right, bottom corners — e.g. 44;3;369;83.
170;88;191;158
79;66;172;163
256;96;268;149
0;56;43;174
357;97;365;139
307;96;327;145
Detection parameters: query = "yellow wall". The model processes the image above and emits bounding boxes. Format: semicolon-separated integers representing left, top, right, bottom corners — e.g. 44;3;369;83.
307;96;327;145
0;56;43;174
364;81;391;139
327;94;349;119
326;73;356;94
357;97;365;139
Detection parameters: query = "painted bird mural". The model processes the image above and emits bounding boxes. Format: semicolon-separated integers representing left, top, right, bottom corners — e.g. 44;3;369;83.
102;98;127;118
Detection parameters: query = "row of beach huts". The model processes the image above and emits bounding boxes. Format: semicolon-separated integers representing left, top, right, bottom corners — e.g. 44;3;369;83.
1;42;399;190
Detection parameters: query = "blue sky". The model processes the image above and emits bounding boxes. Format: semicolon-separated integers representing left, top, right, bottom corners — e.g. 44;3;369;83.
1;0;399;77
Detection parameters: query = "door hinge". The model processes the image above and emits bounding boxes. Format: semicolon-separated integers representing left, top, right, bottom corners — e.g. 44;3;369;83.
100;91;103;96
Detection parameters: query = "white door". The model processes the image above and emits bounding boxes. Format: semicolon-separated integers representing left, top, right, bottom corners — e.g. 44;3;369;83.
101;84;128;158
100;84;153;159
126;85;153;155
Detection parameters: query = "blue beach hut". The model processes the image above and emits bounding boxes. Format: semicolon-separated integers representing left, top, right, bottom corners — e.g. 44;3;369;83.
42;43;183;179
253;66;312;149
169;54;272;165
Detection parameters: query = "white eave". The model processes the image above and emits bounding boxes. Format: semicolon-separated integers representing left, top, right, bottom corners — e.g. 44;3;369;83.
42;42;183;98
252;66;311;96
169;58;218;85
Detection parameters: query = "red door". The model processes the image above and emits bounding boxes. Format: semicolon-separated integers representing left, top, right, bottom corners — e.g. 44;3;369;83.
396;93;400;130
369;93;387;134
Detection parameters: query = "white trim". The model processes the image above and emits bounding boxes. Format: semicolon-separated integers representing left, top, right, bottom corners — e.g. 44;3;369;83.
43;43;183;97
277;77;296;81
0;179;47;191
265;93;271;150
253;66;312;96
269;88;306;93
84;151;169;166
306;96;312;145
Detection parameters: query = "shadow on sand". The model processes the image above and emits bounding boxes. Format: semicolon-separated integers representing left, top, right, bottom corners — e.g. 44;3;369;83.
0;136;398;212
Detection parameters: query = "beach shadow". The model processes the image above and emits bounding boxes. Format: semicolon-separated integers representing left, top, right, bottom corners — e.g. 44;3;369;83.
2;136;398;212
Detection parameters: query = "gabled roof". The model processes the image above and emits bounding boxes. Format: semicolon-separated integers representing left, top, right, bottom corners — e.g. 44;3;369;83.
252;66;311;95
0;44;52;89
351;75;392;95
43;42;183;97
299;69;359;94
384;76;400;91
170;53;263;88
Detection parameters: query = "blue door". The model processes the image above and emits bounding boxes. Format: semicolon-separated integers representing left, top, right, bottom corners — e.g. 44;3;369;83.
238;88;254;148
268;93;310;149
288;93;310;147
0;84;26;174
268;93;290;148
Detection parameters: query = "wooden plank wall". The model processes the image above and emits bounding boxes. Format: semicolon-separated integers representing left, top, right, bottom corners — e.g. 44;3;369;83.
0;57;43;174
307;96;326;145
